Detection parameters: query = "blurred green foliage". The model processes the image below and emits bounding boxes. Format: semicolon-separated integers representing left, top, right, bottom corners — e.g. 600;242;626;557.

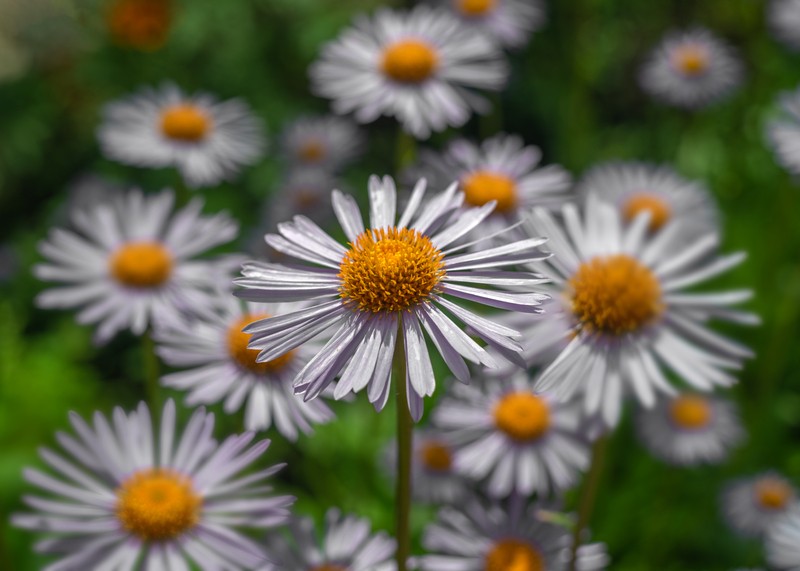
1;0;799;569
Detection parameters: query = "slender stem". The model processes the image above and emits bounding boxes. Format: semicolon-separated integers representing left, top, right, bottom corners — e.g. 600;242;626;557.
394;318;412;571
568;435;609;571
142;331;161;416
395;129;417;173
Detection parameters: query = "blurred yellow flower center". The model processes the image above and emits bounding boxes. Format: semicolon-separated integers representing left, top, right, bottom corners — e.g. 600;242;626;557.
160;104;211;142
227;313;295;374
493;392;551;441
116;469;201;541
110;241;173;288
107;0;172;51
485;539;544;571
381;39;439;83
623;193;672;231
419;440;453;472
673;45;709;76
457;0;497;16
568;255;663;335
298;139;326;162
309;566;347;571
755;478;794;510
669;395;712;429
462;171;517;213
339;227;445;313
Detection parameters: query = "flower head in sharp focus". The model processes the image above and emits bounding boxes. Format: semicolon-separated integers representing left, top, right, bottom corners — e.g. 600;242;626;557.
235;175;551;421
106;0;172;51
12;400;294;570
767;504;800;571
575;161;718;240
766;86;800;178
98;83;266;188
261;509;396;571
519;196;757;427
411;133;571;238
155;292;334;441
635;392;744;466
769;0;800;52
281;115;365;172
442;0;546;50
35;188;238;344
434;373;589;498
639;28;743;109
309;5;509;139
722;472;797;537
416;495;610;571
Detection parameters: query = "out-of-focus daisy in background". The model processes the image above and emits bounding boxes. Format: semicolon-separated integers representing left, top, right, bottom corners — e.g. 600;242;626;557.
411;133;571;239
106;0;173;52
416;495;610;571
766;86;800;178
768;0;800;52
155;293;335;440
235;175;550;420
12;400;294;570
519;196;755;427
434;373;589;497
260;169;343;235
575;161;718;239
261;509;396;571
635;392;745;466
309;5;509;139
766;505;800;571
35;188;238;343
98;83;266;188
281;115;365;173
722;472;797;537
440;0;547;50
639;28;743;109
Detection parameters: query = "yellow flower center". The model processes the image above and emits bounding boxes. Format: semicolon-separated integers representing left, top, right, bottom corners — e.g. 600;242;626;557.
755;478;794;510
339;227;445;313
110;241;173;288
456;0;497;16
309;566;347;571
160;104;212;142
227;314;295;374
115;469;201;542
298;139;326;162
568;255;663;336
493;392;551;442
669;395;712;430
485;539;545;571
622;193;672;231
419;440;453;472
107;0;172;51
672;45;709;77
462;171;517;213
381;39;439;83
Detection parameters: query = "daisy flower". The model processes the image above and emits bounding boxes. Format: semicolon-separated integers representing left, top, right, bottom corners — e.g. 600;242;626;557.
309;5;509;139
106;0;172;51
281;115;365;172
98;83;266;188
416;495;609;571
766;86;800;178
11;399;295;570
35;188;238;344
412;133;572;237
639;28;743;109
722;472;797;537
768;0;800;52
262;170;343;233
155;292;334;441
441;0;546;50
575;161;718;238
521;196;756;427
235;175;550;420
433;373;589;497
635;392;745;466
261;509;396;571
767;504;800;571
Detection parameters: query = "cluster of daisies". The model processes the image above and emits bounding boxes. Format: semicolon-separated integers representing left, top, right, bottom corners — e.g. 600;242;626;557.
13;0;800;570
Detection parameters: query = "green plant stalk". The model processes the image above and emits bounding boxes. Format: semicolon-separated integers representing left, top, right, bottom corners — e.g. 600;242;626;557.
568;435;609;571
142;331;161;417
394;318;412;571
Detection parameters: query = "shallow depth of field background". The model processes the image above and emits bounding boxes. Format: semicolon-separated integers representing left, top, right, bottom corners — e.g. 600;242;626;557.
1;1;798;569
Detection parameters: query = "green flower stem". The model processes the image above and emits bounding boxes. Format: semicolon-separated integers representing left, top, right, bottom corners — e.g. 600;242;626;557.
142;331;161;417
568;435;609;571
394;318;412;571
